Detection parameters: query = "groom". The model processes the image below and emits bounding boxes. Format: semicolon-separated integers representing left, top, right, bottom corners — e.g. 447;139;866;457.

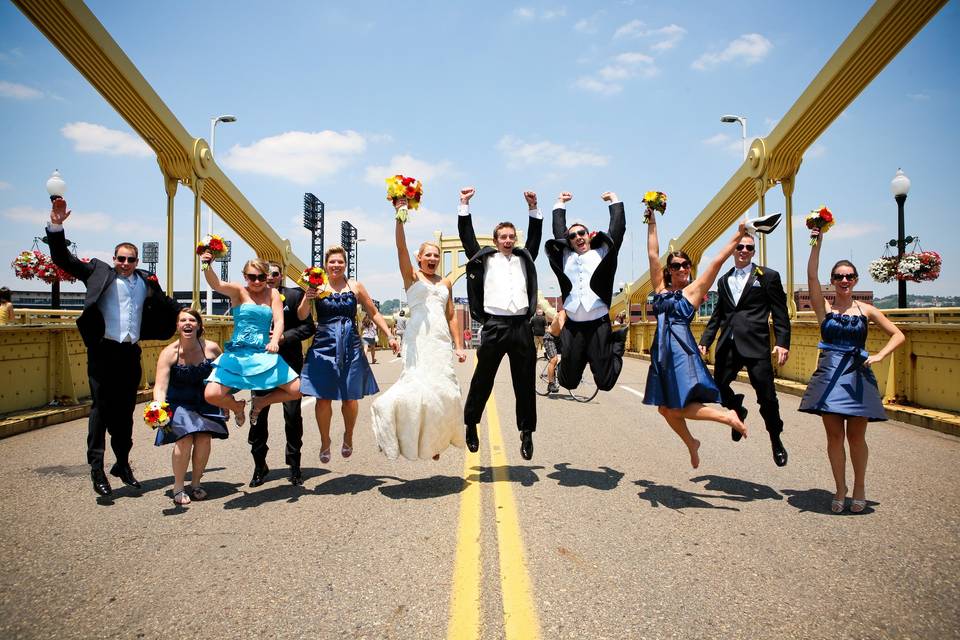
459;186;542;460
698;232;791;466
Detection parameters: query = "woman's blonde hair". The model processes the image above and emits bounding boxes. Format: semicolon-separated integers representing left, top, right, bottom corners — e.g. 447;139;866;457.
325;246;347;264
242;258;270;275
416;242;441;267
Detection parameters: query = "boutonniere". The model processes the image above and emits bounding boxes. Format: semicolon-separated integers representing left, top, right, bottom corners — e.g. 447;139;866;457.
279;293;286;302
753;266;763;277
147;274;159;284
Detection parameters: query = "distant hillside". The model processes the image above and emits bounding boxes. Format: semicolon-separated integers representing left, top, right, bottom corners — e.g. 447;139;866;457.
874;294;960;309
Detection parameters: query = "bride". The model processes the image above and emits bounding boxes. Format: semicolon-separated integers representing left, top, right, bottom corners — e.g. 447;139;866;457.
371;196;468;460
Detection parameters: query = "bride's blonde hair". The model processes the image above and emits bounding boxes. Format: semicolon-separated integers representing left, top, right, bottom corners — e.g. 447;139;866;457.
416;242;441;268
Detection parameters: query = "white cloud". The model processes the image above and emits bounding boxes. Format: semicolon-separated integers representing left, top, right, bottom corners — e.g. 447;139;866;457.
791;215;883;240
513;6;566;21
575;51;657;94
613;19;645;39
0;181;11;190
61;122;152;157
2;205;161;237
311;205;448;251
497;135;609;170
364;154;453;186
702;133;745;156
574;11;605;34
0;80;43;99
220;130;367;185
0;49;25;64
806;144;827;159
692;33;773;71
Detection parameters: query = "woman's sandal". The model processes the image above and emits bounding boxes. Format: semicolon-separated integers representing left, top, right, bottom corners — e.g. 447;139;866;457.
320;448;331;464
341;443;353;459
189;486;208;501
830;497;846;513
235;400;247;428
173;489;191;506
249;400;263;426
850;498;867;513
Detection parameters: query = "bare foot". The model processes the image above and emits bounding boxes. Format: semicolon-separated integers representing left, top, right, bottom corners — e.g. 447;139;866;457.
234;399;247;427
687;438;701;469
727;410;747;439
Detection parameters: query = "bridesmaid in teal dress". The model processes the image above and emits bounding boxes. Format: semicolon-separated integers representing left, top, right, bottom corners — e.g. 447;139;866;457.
801;229;904;514
642;211;748;469
199;253;300;425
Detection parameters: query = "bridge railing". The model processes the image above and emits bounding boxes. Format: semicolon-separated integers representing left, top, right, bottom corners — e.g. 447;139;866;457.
626;308;960;415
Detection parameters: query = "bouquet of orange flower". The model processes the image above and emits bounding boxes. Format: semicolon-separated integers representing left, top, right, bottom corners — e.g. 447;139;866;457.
805;206;835;246
642;191;667;224
385;175;423;223
196;234;227;271
300;266;332;298
143;401;172;431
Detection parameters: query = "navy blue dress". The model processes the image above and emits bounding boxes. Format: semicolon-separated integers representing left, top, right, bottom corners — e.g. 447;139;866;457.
643;290;721;408
799;312;887;421
300;290;379;400
155;359;229;446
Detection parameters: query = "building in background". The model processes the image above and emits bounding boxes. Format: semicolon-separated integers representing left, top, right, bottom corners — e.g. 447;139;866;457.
795;285;873;311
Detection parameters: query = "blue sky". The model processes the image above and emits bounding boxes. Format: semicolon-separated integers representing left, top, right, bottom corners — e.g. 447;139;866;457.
1;1;958;302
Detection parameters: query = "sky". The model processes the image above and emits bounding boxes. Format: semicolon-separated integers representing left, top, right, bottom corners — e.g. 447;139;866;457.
1;0;958;303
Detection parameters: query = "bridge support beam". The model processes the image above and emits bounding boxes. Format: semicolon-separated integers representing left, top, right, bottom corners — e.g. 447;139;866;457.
162;171;177;298
781;174;798;318
192;178;205;309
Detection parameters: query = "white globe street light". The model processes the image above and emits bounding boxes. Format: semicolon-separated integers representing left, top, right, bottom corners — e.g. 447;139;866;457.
46;169;66;201
890;168;911;308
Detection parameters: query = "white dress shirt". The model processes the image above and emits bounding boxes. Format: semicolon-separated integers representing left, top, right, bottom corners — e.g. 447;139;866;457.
553;201;617;322
459;204;541;317
728;264;752;304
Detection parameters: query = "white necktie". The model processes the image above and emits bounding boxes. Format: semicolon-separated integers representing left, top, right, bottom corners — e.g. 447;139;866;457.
733;268;747;300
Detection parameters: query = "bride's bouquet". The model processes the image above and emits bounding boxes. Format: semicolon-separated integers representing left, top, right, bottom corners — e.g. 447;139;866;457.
143;401;172;432
196;234;228;271
642;191;667;224
805;206;835;246
386;175;423;223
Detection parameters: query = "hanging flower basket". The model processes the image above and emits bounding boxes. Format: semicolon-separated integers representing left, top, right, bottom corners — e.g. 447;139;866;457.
11;250;42;280
896;250;941;282
868;256;898;284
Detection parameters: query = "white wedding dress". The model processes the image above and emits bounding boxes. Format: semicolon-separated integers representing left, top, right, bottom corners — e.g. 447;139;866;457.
371;279;465;460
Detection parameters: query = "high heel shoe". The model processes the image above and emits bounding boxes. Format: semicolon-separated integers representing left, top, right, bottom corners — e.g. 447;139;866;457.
341;443;353;459
830;497;846;513
319;448;331;464
850;498;867;513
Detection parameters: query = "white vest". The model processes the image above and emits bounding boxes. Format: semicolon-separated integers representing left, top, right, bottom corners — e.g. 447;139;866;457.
562;248;607;321
483;251;528;316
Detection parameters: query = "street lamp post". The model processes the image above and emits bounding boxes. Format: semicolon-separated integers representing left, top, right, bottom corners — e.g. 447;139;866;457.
205;114;237;314
890;168;911;309
720;114;748;160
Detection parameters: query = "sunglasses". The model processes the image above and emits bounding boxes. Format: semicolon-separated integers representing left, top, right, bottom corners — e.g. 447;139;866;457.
244;273;268;282
668;261;691;271
567;229;588;241
832;273;858;281
114;256;138;264
269;271;281;277
736;244;755;252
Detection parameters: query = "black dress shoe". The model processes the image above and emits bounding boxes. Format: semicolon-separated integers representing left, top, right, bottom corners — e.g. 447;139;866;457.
109;463;141;488
771;435;788;467
249;464;270;487
91;468;112;496
289;466;303;486
520;431;534;461
731;395;748;442
465;424;479;453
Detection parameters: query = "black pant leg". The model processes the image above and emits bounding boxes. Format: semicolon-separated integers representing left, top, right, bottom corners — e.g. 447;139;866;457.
463;320;507;426
557;322;589;390
506;321;537;432
744;356;784;435
712;342;745;411
283;397;304;467
587;320;626;392
248;390;270;466
107;346;140;468
85;346;108;469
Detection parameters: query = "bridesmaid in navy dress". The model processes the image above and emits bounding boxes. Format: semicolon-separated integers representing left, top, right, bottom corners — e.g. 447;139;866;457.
800;229;904;513
642;212;748;468
153;308;228;505
298;246;398;463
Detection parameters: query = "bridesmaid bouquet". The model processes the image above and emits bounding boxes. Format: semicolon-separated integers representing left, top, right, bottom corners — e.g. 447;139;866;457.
642;191;667;223
144;401;172;431
196;234;228;271
805;206;835;246
300;266;332;298
385;175;424;223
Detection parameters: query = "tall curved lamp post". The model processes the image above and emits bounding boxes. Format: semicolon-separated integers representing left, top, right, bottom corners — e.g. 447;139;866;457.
890;168;911;309
206;114;237;314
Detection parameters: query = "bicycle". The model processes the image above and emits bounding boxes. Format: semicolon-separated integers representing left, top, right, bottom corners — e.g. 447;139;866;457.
534;355;599;403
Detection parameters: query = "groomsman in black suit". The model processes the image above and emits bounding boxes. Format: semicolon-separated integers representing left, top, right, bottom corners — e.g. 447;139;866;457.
544;190;627;392
47;198;178;496
459;187;542;460
248;262;315;487
699;233;791;466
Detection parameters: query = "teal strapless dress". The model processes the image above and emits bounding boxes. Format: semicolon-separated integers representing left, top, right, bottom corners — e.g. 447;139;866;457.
206;304;298;390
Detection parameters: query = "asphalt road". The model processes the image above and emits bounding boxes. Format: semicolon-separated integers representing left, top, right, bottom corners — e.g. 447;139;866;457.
0;355;957;639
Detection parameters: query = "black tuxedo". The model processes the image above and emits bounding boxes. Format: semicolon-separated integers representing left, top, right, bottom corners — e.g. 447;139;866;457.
48;227;178;470
250;286;315;468
544;203;627;391
459;213;542;432
700;263;791;436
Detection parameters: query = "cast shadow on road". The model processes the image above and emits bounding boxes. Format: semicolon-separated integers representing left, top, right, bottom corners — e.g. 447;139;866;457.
467;465;545;487
781;488;879;515
546;463;624;490
219;468;335;510
162;480;246;515
634;479;740;512
73;466;229;507
378;475;467;500
689;475;783;503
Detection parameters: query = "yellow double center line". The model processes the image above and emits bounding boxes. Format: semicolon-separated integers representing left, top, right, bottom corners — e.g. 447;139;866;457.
447;379;541;639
